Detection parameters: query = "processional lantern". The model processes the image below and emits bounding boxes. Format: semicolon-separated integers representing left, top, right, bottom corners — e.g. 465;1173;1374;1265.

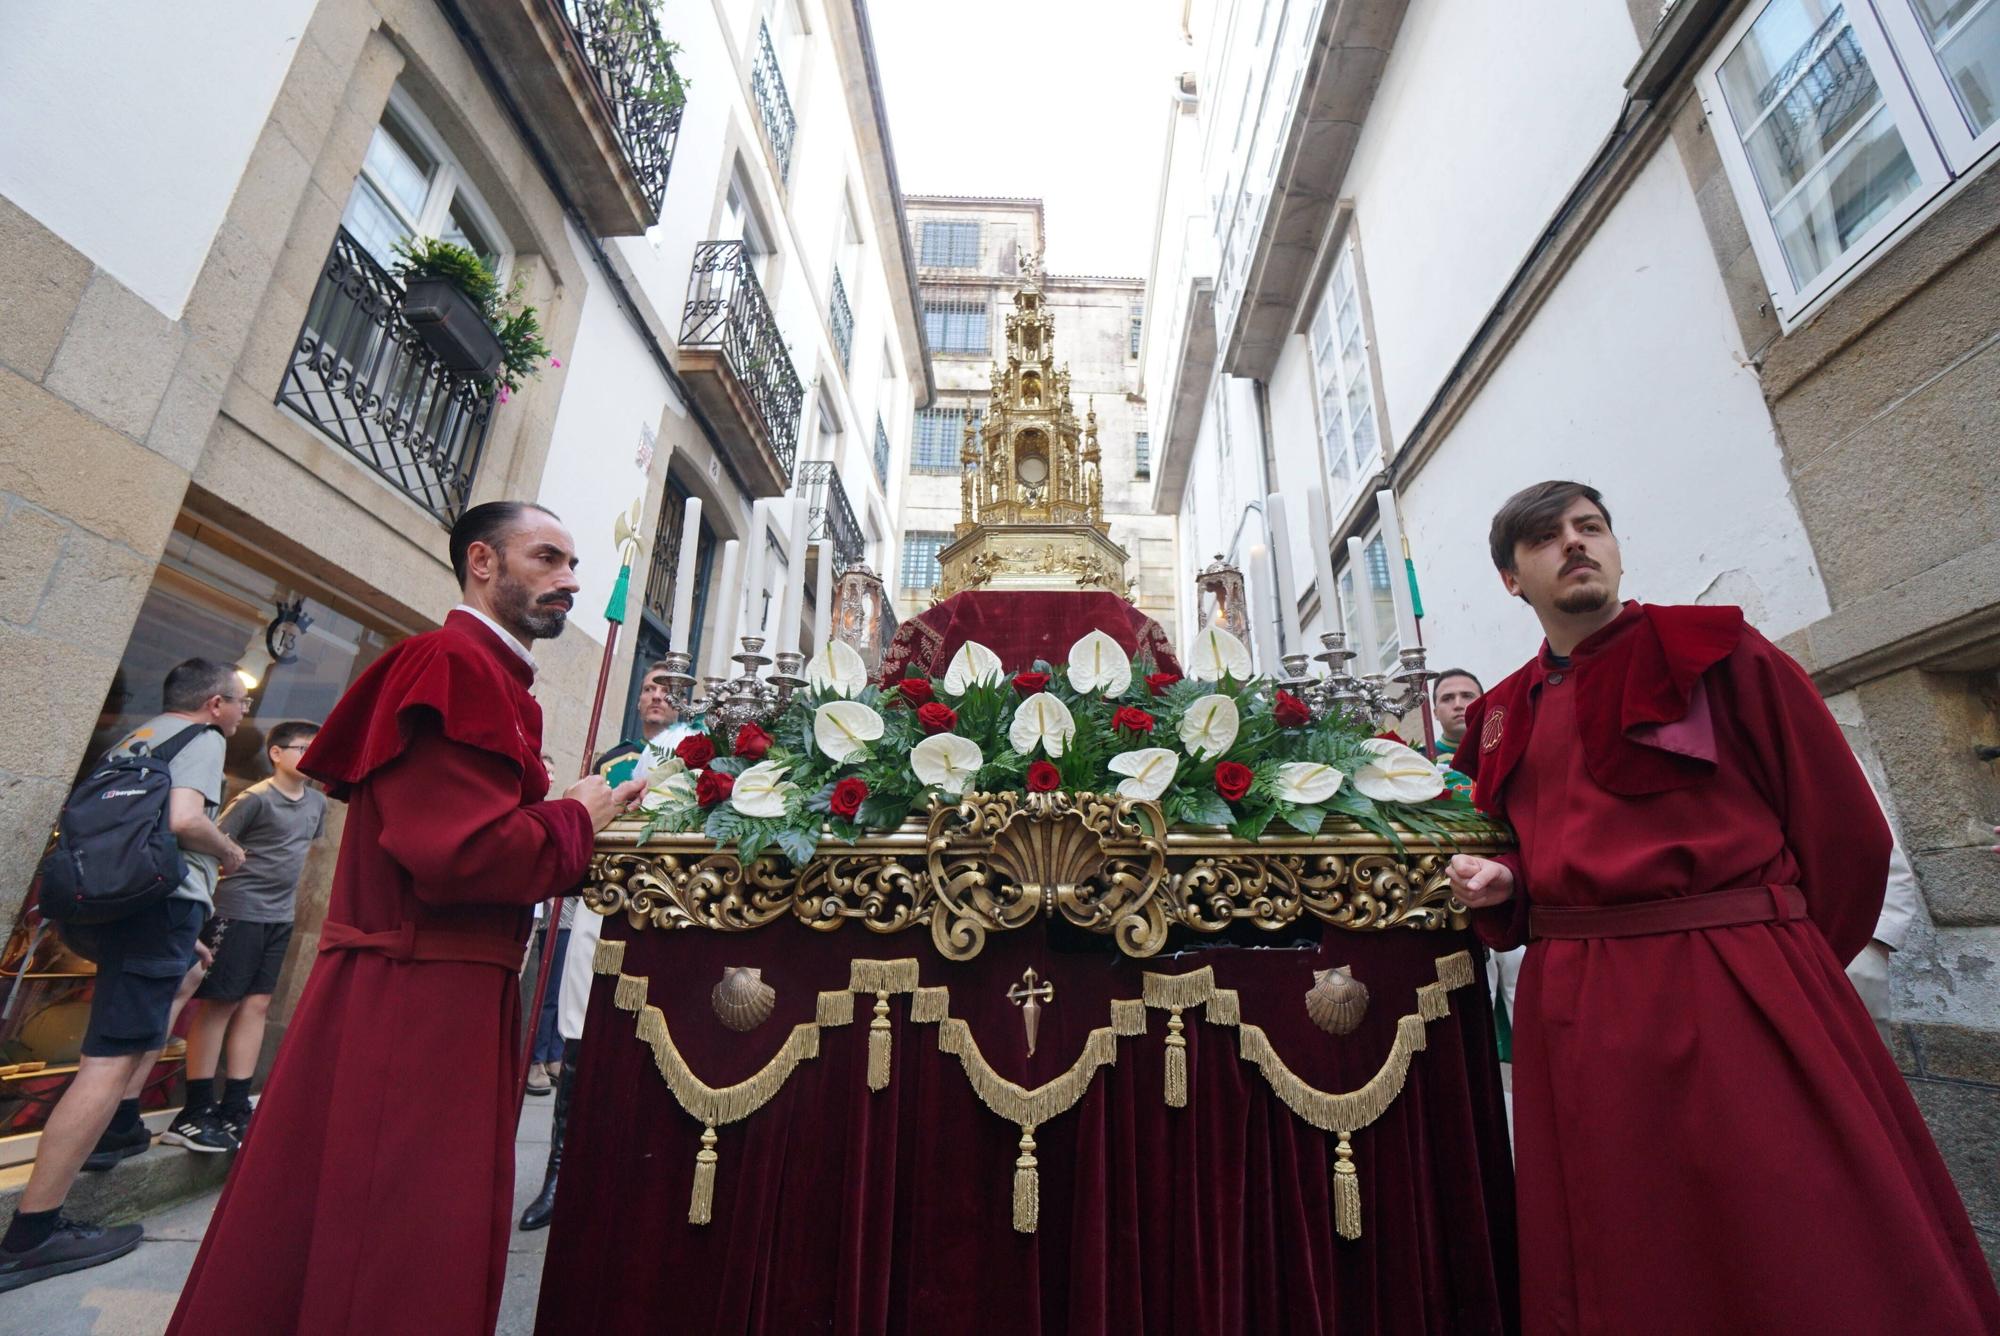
934;252;1131;601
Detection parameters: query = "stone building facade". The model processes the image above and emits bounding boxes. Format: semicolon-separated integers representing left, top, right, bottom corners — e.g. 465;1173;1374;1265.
0;0;928;1129
896;196;1178;631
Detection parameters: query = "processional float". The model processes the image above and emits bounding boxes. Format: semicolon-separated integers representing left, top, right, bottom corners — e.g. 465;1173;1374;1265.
537;270;1517;1335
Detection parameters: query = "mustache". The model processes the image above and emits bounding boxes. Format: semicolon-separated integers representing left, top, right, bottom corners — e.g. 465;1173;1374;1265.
1560;555;1600;576
536;593;574;611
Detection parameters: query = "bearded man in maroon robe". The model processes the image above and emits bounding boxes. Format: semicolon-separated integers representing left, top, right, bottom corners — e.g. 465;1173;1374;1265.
1447;480;1999;1334
167;501;644;1335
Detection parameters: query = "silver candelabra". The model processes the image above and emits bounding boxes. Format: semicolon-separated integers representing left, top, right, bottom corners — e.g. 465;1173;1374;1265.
1277;632;1438;738
656;638;807;738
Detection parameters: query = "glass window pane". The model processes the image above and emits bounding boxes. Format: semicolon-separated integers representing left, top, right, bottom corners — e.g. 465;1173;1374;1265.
363;118;435;222
441;201;500;271
343;178;414;267
1917;0;2000;134
1365;535;1400;669
1767;106;1921;283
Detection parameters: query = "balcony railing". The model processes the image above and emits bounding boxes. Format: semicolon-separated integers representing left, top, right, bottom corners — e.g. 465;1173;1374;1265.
555;0;685;217
829;268;853;374
751;20;796;183
796;460;864;568
278;228;493;524
681;240;804;480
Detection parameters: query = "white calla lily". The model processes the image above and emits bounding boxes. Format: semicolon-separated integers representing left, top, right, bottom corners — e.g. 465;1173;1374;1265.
1178;693;1240;760
1066;630;1132;697
911;732;984;795
730;760;795;818
813;699;884;763
638;755;696;811
1009;692;1077;757
805;639;868;697
941;639;1005;694
1186;625;1254;681
1274;761;1343;806
1107;747;1179;801
1352;738;1447;803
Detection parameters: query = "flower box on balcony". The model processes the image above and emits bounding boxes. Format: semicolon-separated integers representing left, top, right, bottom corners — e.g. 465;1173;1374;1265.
401;277;506;378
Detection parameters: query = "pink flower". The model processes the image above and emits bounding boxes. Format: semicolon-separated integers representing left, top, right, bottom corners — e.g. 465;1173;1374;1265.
550;357;562;368
498;385;511;403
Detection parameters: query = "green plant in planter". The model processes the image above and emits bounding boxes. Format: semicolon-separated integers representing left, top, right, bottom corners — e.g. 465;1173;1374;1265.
606;0;691;114
494;301;552;394
392;237;553;394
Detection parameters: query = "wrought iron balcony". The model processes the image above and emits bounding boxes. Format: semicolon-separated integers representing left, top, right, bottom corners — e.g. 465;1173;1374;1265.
678;240;804;495
752;20;796;184
829;268;854;374
796;460;864;568
555;0;685;217
453;0;686;234
278;228;493;525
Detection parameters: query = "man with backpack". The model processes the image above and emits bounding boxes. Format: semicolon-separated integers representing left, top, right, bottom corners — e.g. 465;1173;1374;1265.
0;659;248;1292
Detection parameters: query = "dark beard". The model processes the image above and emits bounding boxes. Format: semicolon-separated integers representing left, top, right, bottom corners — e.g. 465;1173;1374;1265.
1554;583;1611;615
495;560;570;641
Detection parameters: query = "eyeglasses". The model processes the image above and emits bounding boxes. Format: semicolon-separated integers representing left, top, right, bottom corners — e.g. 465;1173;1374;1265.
222;696;252;707
274;743;311;752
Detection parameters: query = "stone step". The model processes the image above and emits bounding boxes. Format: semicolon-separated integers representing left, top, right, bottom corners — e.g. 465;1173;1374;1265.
0;1120;235;1228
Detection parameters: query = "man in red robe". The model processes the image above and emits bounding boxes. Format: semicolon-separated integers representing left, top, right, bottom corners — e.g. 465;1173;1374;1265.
1447;480;2000;1334
167;501;644;1335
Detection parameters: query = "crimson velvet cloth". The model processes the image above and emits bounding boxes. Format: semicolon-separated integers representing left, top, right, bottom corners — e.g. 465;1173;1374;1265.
1457;603;2000;1334
879;591;1182;684
537;921;1518;1335
167;613;595;1336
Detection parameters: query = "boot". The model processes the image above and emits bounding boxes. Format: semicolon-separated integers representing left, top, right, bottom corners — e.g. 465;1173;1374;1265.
519;1038;579;1231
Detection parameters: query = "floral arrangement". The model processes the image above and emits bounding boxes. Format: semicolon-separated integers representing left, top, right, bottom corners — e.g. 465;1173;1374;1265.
632;627;1481;867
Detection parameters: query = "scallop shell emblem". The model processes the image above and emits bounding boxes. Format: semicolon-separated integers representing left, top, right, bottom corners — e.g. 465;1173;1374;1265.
711;966;775;1032
1305;966;1369;1037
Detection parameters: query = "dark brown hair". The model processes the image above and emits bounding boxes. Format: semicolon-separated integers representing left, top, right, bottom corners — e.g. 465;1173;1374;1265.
1433;669;1482;697
1487;481;1611;573
448;501;559;586
642;659;676;682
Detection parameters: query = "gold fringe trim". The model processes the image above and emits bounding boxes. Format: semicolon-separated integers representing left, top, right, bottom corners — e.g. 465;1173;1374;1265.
816;990;855;1026
1436;950;1474;991
614;973;648;1011
851;958;920;993
1416;982;1450;1022
690;1124;717;1225
593;938;627;974
1164;1010;1188;1109
910;986;949;1024
1013;1129;1039;1233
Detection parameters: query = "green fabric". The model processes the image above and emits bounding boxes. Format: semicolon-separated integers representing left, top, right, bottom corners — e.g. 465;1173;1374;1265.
604;563;632;625
595;740;643;786
1405;555;1424;620
1493;982;1513;1063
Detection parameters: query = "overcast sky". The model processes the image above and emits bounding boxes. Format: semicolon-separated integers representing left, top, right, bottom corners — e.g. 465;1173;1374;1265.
868;0;1185;278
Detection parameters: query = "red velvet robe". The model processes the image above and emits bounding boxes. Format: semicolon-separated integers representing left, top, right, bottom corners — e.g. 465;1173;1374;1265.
167;611;595;1336
1456;602;1999;1334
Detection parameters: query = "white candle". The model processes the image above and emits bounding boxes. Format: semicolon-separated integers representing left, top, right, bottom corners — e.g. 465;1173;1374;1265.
1247;543;1283;676
1375;489;1421;651
667;496;703;655
1305;484;1340;637
740;499;773;641
1346;535;1383;672
1263;493;1305;654
705;539;742;679
782;496;813;655
810;539;834;656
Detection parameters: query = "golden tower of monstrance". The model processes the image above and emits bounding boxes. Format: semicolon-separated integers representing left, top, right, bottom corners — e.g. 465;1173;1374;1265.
933;254;1131;600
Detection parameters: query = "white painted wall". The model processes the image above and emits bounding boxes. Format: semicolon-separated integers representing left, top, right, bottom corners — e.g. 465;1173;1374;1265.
1399;146;1831;688
1338;0;1640;446
0;0;316;318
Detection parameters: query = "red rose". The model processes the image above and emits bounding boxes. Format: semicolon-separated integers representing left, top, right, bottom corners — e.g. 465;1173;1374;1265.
1213;761;1254;803
676;733;716;769
1013;671;1050;695
1146;672;1182;696
1273;690;1312;728
896;678;935;706
695;769;734;807
1111;706;1155;734
1026;759;1062;793
828;776;869;820
917;702;959;734
733;723;773;760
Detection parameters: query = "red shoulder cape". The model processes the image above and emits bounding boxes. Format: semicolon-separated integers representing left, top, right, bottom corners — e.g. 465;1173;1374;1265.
302;611;541;799
1454;602;1745;814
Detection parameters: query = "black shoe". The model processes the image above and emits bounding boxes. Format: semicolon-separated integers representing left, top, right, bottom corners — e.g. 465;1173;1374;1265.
0;1217;143;1293
160;1109;238;1154
80;1120;151;1173
519;1039;578;1231
218;1103;253;1143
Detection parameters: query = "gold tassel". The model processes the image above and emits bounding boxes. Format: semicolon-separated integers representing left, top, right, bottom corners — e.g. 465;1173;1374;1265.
1333;1132;1361;1241
1012;1127;1039;1233
867;990;892;1092
1164;1008;1188;1109
689;1124;718;1225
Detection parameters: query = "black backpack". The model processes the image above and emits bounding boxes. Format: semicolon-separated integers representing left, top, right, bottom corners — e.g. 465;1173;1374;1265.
38;723;220;925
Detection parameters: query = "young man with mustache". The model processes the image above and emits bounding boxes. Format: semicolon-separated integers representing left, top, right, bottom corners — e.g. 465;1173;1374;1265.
166;501;646;1335
1446;480;1998;1333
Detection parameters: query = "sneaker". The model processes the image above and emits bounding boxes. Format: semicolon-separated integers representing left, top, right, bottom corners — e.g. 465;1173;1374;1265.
524;1064;552;1097
160;1109;238;1154
80;1120;151;1173
0;1216;143;1293
218;1103;253;1143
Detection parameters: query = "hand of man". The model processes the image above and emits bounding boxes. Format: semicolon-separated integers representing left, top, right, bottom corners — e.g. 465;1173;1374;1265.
566;775;649;832
218;840;247;877
1448;854;1516;908
194;938;215;970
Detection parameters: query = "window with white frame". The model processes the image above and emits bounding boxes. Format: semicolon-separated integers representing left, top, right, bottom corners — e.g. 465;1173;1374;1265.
920;219;982;268
1334;530;1401;675
900;531;951;590
873;415;890;486
1135;431;1151;477
1308;243;1381;499
343;89;510;276
1699;0;1998;325
922;288;990;355
913;404;981;471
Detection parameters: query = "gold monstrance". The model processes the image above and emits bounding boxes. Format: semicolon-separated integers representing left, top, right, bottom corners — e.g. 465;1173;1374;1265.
933;255;1130;599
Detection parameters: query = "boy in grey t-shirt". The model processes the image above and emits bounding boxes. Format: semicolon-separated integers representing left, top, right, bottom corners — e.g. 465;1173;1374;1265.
168;721;326;1152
